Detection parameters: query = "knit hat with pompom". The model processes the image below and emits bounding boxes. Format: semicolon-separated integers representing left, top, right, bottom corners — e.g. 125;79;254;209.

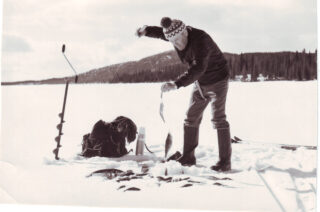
160;17;186;40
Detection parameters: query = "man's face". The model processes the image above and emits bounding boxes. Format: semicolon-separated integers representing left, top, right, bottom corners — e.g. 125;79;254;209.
169;29;188;50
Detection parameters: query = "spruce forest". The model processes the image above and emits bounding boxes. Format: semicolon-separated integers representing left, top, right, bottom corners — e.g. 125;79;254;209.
1;50;317;85
110;50;317;83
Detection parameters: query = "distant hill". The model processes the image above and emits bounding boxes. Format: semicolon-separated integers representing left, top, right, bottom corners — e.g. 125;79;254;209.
1;49;317;85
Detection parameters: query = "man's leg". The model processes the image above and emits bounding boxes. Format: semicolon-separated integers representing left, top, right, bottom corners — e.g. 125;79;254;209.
178;85;210;166
203;78;231;171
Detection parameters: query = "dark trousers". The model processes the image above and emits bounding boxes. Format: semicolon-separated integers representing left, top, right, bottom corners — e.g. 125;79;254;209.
184;78;230;130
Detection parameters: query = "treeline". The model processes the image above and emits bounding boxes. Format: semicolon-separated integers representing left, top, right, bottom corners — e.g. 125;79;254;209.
2;50;316;86
225;50;317;81
110;63;187;83
110;50;317;83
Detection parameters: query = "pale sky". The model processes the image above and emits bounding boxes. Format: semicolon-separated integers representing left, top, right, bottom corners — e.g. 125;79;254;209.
1;0;317;81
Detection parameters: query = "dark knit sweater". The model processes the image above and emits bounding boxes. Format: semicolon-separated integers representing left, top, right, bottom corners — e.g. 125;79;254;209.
145;26;229;88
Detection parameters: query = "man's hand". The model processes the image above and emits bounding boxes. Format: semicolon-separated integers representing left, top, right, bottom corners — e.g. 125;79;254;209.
135;25;147;37
161;82;177;92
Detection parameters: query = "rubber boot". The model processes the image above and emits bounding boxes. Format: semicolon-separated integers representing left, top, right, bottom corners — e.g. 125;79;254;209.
211;128;232;171
177;125;199;166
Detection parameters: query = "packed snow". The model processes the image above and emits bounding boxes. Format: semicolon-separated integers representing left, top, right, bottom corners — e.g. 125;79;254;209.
0;81;317;211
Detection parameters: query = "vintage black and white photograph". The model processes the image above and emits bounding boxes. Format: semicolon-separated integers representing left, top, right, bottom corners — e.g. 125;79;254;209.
0;0;318;211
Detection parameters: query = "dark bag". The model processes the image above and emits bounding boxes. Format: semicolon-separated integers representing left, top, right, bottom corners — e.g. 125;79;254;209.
81;116;137;158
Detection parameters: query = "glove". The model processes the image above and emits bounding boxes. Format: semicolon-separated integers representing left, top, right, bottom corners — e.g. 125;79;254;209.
161;82;177;92
135;25;147;37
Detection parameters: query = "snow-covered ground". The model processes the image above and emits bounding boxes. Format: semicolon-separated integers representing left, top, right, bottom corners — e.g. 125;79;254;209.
0;81;317;211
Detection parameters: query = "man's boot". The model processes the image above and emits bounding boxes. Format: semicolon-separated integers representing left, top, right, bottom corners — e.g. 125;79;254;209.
177;125;199;166
211;128;232;171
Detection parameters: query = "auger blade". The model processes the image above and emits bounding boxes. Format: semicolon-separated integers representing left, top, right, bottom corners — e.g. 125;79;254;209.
56;123;62;130
53;148;58;155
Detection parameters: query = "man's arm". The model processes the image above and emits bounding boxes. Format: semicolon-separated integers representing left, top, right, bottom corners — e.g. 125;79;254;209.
136;25;168;41
175;36;211;88
145;26;168;41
